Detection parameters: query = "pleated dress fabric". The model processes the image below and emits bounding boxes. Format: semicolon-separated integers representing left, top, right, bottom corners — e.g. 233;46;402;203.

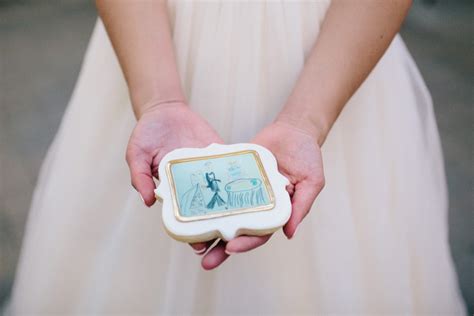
9;1;465;315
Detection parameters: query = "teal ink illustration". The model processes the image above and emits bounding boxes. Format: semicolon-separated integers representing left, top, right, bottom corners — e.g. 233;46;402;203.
205;172;226;209
225;178;265;208
169;152;272;218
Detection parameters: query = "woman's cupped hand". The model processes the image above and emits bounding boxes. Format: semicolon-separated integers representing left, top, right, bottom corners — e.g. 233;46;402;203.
206;121;325;269
126;101;224;262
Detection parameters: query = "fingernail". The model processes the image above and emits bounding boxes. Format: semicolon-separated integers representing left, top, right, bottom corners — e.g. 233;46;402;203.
291;226;300;239
224;249;235;256
194;247;207;255
139;193;146;205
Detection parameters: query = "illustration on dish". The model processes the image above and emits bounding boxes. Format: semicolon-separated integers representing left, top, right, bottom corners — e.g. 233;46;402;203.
168;151;274;221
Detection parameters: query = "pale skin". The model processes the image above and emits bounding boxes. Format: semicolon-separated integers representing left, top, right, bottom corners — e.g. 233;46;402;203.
96;0;412;269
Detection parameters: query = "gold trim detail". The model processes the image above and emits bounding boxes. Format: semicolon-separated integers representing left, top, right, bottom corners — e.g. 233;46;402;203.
166;150;276;222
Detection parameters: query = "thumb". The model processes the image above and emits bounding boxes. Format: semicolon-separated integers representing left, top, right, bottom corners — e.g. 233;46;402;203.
126;150;156;207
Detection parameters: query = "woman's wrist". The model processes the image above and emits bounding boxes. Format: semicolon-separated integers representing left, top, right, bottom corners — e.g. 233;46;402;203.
135;97;188;119
275;109;329;147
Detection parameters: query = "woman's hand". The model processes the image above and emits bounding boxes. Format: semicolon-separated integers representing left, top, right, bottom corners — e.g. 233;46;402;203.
126;102;224;254
126;102;223;205
253;121;325;237
202;121;325;269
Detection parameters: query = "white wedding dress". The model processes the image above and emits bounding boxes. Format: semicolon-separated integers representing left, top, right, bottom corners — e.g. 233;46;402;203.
9;1;465;315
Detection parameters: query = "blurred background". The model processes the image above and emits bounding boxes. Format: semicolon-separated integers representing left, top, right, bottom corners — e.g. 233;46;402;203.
1;0;472;312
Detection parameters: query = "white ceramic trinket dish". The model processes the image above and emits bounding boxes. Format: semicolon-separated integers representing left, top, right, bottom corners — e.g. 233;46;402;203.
155;143;291;243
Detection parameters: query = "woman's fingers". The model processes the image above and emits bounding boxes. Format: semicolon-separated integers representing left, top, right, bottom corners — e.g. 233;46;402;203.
189;242;209;255
193;234;271;268
225;234;272;254
283;178;324;239
126;149;156;207
201;240;229;270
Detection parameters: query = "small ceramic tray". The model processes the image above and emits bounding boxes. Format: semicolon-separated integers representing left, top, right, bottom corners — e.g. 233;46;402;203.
155;143;291;243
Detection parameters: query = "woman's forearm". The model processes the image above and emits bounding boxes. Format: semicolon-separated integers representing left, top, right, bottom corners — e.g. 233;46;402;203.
277;0;412;146
96;0;184;118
